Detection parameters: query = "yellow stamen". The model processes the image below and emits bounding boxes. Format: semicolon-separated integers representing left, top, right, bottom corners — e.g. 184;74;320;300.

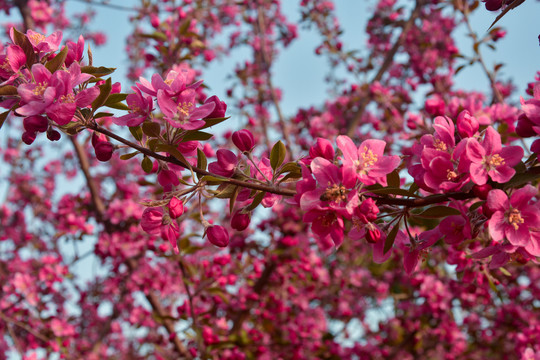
507;208;524;230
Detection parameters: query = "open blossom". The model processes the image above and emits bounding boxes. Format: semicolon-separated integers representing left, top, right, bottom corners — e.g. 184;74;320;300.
157;88;215;130
466;126;523;185
487;185;540;256
336;135;400;186
22;29;62;54
0;45;26;85
114;86;153;127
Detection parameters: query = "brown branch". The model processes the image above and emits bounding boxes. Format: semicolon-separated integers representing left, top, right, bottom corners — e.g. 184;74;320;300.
346;0;423;137
229;260;276;334
70;136;192;359
14;0;35;31
462;3;504;103
256;5;295;158
88;123;297;197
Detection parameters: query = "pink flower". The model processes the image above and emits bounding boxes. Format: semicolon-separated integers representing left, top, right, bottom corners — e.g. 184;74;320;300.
466;127;523;185
203;95;227;119
113;87;153;127
208;149;238;177
0;45;26;85
157;88;215;130
487;185;540;255
337;135;400;186
23;29;62;54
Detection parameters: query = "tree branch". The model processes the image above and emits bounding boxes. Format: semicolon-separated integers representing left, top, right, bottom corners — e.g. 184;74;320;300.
346;0;423;137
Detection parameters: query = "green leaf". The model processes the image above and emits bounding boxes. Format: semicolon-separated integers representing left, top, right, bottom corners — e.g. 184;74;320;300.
0;86;18;96
155;143;191;169
246;191;266;211
182;130;213;142
120;151;139;160
129;126;143;142
386;170;400;188
142;122;161;138
213;184;238;199
11;28;35;69
137;31;168;42
0;110;10;131
270;141;286;172
229;186;240;214
199;175;228;185
45;45;68;73
93;112;113;119
105;102;129;111
488;0;526;30
408;182;419;194
104;93;128;104
199;116;230;130
80;66;116;77
197;148;207;173
276;162;301;176
141;156;153;173
384;220;400;254
503;171;540;190
92;77;112;112
469;201;484;212
499;267;512;277
413;206;461;219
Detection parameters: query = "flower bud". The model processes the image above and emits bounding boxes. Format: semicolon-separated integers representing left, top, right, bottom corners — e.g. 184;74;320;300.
425;96;445;116
208;149;238;177
94;141;114;162
230;210;250;231
365;227;382;244
203;95;227;119
472;184;492;200
161;221;180;254
47;128;61;141
168;197;184;219
141;207;163;235
359;198;379;222
23;115;48;133
206;225;229;247
457;110;479;138
516;114;536;138
309;138;335;161
21;131;36;145
232;129;255;152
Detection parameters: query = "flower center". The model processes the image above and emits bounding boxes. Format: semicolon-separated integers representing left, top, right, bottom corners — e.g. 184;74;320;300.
485;153;505;168
507;208;524;230
320;183;347;203
175;102;193;123
446;169;458;181
60;93;75;104
434;138;447;152
33;83;47;96
29;33;45;45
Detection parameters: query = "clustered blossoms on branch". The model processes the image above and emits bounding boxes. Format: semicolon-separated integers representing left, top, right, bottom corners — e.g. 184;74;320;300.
1;0;540;358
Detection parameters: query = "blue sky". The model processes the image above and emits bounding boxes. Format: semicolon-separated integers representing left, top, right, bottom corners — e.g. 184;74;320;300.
76;0;540;118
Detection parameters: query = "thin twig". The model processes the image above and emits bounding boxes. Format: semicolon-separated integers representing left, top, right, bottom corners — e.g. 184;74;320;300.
346;0;423;137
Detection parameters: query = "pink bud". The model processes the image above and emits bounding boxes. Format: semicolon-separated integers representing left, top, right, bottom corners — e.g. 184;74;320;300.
425;96;445;116
47;128;61;141
309;138;335;160
157;169;180;188
23;115;48;133
365;227;382;244
208;149;238;177
161;222;180;254
359;198;379;222
206;225;229;247
457;110;479;138
21;131;37;145
232;129;255;152
203;95;227;119
168;197;184;219
472;184;492;200
230;210;250;231
516;114;536;138
94;141;114;162
141;207;164;235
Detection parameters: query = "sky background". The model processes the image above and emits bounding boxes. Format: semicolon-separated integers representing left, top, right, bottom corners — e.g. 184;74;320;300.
72;0;540;120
